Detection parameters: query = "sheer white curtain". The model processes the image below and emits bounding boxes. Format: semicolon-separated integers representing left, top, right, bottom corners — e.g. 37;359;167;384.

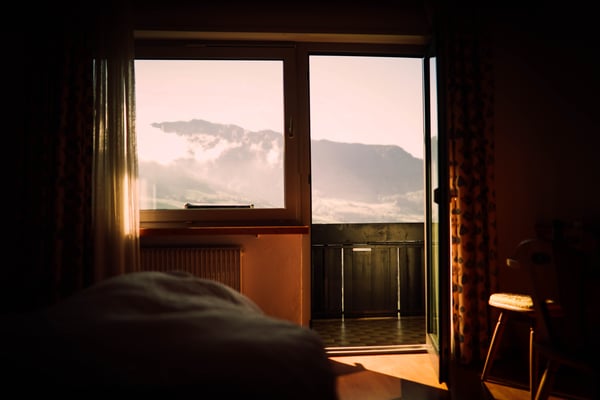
92;12;140;281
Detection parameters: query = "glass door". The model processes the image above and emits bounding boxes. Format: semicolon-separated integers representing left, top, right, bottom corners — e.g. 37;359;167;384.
424;54;450;383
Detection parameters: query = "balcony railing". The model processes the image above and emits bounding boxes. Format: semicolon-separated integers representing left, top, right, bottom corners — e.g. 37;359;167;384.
311;223;425;319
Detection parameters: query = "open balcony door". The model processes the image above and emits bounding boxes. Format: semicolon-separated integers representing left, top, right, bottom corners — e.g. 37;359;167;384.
424;52;450;384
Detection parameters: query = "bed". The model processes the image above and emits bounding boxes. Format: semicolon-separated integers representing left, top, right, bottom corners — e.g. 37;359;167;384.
1;271;338;398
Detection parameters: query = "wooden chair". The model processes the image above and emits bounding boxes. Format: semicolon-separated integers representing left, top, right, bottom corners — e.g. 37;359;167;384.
480;262;537;394
517;237;599;400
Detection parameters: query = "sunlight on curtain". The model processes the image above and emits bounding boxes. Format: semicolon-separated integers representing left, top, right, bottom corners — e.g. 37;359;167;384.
92;20;140;282
437;3;498;365
445;29;497;365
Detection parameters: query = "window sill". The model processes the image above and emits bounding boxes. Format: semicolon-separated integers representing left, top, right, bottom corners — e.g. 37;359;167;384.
140;225;309;237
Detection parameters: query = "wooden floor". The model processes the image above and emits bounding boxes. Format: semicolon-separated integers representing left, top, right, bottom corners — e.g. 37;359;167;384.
330;353;593;400
332;353;451;400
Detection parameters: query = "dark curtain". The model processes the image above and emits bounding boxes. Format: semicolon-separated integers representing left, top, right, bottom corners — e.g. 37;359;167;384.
9;13;94;312
437;3;498;365
7;3;133;313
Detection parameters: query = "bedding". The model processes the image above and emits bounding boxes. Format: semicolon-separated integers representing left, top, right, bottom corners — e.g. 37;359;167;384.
1;271;337;398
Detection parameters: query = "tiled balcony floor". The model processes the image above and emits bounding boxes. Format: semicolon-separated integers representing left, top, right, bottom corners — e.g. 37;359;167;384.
311;316;426;351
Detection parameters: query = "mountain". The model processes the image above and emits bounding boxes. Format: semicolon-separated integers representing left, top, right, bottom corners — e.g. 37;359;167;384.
139;118;424;223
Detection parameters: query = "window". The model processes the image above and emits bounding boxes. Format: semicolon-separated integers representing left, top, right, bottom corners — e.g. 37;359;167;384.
135;43;302;227
136;59;286;210
135;37;428;229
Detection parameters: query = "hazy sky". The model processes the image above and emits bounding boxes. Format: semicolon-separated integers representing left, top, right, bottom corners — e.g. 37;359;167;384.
309;56;423;158
135;56;424;161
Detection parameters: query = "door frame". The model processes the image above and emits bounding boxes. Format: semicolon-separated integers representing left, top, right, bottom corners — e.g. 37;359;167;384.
423;44;451;384
302;41;450;384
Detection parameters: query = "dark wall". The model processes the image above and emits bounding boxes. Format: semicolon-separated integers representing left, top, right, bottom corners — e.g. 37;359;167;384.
131;1;432;35
490;4;600;292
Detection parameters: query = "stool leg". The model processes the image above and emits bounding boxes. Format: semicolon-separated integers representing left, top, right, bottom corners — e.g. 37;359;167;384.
529;325;535;400
534;360;558;400
482;311;507;381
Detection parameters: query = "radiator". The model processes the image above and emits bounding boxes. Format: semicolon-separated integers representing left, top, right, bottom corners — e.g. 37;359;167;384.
140;247;241;291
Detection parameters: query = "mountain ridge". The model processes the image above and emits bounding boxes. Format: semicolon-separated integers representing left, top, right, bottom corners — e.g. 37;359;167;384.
139;118;424;222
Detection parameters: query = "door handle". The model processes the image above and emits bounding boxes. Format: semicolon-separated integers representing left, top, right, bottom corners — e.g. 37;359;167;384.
434;188;440;204
434;188;457;204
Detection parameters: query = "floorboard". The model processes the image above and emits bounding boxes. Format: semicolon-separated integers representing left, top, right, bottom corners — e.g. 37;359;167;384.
316;317;595;399
329;354;594;400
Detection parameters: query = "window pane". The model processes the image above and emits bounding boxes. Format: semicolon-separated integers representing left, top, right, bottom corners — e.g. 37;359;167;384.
309;56;424;223
135;60;285;210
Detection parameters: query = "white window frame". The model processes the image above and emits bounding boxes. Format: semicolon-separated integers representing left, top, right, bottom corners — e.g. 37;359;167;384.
135;34;429;230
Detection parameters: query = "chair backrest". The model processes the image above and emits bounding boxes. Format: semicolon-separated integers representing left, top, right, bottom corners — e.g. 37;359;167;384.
512;237;586;352
536;220;600;350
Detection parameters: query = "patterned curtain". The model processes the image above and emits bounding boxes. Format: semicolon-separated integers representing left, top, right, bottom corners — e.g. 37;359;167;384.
9;26;95;312
439;7;498;365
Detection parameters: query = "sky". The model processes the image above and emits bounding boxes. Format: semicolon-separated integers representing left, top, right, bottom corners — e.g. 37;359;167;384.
135;56;424;162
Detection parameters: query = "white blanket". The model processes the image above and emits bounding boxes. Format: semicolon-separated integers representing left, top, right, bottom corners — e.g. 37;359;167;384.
2;271;337;398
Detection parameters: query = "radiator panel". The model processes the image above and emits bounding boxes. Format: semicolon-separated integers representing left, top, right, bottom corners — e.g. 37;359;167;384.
140;247;241;291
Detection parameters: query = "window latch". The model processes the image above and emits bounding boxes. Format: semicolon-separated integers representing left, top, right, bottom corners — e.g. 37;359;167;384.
288;117;294;138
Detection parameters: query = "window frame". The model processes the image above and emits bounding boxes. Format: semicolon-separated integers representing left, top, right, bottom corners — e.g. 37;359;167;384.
135;36;429;231
136;40;303;228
